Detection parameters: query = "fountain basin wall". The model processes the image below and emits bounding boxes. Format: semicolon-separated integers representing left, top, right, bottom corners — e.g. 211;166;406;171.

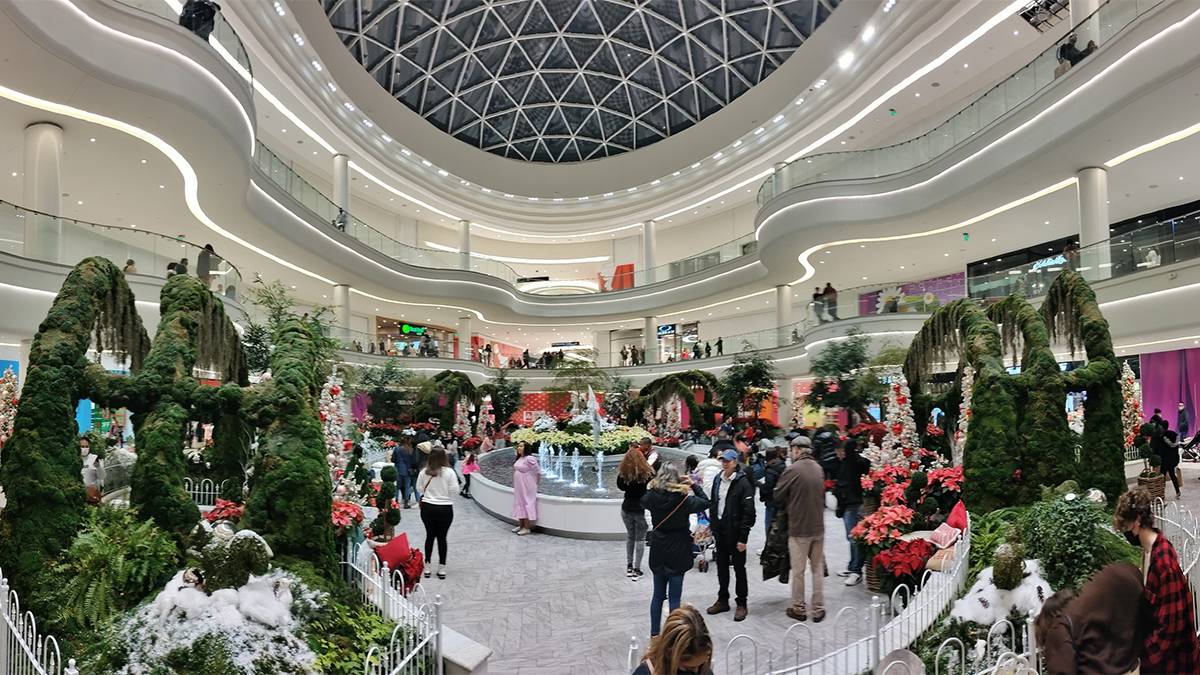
471;447;700;539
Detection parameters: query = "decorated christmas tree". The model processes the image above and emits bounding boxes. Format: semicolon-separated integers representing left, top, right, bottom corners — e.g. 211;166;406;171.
319;372;348;484
1120;361;1143;449
952;365;974;466
869;371;920;468
0;366;17;449
453;397;472;436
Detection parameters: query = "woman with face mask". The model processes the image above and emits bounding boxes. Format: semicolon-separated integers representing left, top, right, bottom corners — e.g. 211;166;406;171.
1113;487;1200;674
80;436;106;504
630;604;713;675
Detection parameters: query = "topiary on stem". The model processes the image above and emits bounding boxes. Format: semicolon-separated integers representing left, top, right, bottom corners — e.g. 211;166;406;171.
369;465;401;539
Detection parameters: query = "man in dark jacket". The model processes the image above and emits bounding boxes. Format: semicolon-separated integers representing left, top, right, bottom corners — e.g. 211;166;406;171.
813;425;840;480
759;448;787;539
834;439;870;586
707;449;756;621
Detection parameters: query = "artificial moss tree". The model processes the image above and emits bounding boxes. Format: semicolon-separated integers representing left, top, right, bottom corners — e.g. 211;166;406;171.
0;258;149;588
242;320;337;574
412;370;479;430
627;370;721;429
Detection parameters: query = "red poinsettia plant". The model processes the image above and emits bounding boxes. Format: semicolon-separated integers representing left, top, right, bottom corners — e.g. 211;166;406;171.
850;504;915;547
860;464;913;499
331;500;365;530
205;499;245;523
847;423;887;446
655;436;681;447
461;436;482;452
925;422;945;437
874;538;935;581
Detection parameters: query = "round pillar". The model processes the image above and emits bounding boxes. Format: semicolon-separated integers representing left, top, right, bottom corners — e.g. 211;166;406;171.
643;316;658;365
23;122;63;260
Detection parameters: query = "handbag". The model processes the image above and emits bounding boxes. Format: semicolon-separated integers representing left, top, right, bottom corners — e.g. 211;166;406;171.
647;494;690;547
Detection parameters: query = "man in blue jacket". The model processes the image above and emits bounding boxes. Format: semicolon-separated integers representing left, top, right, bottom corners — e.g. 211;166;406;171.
706;449;757;621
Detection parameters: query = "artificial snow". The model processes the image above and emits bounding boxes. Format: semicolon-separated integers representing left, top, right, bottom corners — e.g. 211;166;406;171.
116;568;323;674
951;559;1053;626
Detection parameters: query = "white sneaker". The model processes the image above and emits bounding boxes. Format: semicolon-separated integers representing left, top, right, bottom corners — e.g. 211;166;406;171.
436;563;446;579
844;573;862;586
836;570;852;578
517;527;531;535
511;525;522;533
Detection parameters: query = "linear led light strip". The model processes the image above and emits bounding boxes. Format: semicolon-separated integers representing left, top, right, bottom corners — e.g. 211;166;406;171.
232;0;1026;241
776;2;1200;285
422;242;610;265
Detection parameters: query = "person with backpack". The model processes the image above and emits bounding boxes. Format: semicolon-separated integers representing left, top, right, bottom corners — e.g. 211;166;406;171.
642;462;711;637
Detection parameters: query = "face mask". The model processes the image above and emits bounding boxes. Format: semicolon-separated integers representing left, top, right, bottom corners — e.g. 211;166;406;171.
81;446;90;457
1124;529;1141;547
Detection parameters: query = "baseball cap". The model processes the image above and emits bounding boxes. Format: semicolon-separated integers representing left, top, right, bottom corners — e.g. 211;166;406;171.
790;436;812;448
720;449;739;462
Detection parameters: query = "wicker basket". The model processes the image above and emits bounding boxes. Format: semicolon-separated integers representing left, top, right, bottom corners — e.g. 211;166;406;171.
862;495;879;517
1138;473;1166;501
865;561;883;593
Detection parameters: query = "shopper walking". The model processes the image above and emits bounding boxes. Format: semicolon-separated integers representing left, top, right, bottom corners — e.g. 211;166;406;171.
715;337;723;356
1113;487;1200;673
511;442;540;535
642;462;711;637
196;243;216;287
175;257;189;276
812;287;826;323
617;449;654;579
416;447;459;579
179;0;219;40
706;449;756;621
1178;401;1190;442
773;436;826;622
630;605;713;675
460;452;478;499
1035;562;1149;675
834;439;870;585
392;440;417;508
760;448;786;538
822;283;839;321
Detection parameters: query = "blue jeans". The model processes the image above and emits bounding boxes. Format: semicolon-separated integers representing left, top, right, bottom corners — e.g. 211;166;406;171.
397;471;414;504
842;504;863;573
764;504;776;539
650;571;684;636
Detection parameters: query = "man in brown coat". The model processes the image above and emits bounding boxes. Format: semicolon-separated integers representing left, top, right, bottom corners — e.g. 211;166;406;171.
773;436;826;622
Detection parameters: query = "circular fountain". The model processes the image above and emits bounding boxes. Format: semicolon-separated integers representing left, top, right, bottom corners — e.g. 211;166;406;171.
471;446;700;539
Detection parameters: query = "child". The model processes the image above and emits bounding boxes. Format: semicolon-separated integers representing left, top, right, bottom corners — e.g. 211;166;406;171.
460;452;479;499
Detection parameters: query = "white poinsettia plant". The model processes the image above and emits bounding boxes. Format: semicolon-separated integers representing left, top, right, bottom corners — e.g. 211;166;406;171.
511;423;651;455
568;413;617;433
531;415;559;432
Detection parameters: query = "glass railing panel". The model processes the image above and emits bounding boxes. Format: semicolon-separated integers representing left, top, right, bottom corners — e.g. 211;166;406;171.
759;0;1161;205
111;0;252;78
0;200;242;300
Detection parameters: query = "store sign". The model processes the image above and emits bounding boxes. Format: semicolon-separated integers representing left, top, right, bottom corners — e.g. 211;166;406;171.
1030;254;1066;272
517;276;550;283
657;324;676;337
551;341;580;347
400;323;427;335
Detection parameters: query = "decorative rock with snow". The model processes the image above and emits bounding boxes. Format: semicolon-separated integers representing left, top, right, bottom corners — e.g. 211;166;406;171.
201;528;274;591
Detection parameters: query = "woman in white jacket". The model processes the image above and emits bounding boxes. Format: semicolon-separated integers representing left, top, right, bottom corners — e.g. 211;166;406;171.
694;448;723;493
416;446;461;579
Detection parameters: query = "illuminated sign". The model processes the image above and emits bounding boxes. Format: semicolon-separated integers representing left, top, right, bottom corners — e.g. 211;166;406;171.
551;341;580;347
1030;254;1066;272
400;324;426;335
656;324;676;337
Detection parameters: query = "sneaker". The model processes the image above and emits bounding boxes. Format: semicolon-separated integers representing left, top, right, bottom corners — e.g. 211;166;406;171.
627;566;635;578
517;527;531;535
836;570;853;578
436;564;446;580
706;601;730;615
511;525;522;533
734;605;748;622
423;569;431;579
785;607;807;622
844;573;863;586
633;568;644;579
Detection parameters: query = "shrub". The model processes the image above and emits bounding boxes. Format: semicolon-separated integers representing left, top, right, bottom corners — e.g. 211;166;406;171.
43;507;178;631
1020;496;1108;590
992;542;1025;591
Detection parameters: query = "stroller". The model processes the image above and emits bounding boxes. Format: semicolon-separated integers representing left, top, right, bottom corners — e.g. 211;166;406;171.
692;513;714;573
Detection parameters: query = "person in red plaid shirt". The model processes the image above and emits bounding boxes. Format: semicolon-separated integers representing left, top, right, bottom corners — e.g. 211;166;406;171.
1114;488;1200;674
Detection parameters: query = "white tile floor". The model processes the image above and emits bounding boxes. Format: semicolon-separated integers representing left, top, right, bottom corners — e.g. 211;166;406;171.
397;496;880;675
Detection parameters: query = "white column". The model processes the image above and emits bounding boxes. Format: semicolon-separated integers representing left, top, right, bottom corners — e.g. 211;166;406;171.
642;220;657;284
593;330;609;367
1070;0;1101;28
643;316;658;364
775;284;793;348
332;284;350;344
1076;166;1110;280
458;315;473;360
332;153;350;230
17;338;32;393
777;378;793;428
23;122;63;260
457;220;471;270
771;161;787;197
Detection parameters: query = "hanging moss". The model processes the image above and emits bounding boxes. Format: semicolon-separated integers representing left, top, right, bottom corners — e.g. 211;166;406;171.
1042;271;1124;501
242;320;336;575
0;258;150;590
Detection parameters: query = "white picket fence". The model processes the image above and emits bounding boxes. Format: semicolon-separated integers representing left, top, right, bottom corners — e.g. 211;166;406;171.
182;477;228;509
0;568;76;675
1154;498;1200;631
342;542;443;675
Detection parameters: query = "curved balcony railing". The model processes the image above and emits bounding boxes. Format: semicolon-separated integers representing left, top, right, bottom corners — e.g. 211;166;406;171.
968;207;1200;299
112;0;253;80
0;200;243;300
757;0;1162;206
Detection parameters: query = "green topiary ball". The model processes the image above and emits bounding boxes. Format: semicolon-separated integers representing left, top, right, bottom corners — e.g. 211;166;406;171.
380;465;398;482
992;541;1025;591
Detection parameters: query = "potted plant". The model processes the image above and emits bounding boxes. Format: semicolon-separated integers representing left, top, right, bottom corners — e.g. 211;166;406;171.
1138;452;1165;500
851;504;915;592
873;538;936;593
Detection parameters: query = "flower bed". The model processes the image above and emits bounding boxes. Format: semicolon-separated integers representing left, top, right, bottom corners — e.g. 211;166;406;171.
509;416;650;455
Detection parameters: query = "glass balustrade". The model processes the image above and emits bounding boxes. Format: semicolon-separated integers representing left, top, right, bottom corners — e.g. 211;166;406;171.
758;0;1162;205
968;209;1200;299
0;200;242;300
111;0;253;79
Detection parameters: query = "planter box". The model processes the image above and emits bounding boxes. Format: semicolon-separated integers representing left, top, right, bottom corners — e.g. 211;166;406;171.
862;495;879;517
1138;473;1166;500
865;561;883;593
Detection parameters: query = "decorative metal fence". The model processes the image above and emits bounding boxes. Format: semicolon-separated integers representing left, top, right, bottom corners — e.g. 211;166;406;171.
1154;498;1200;631
182;477;227;509
0;568;76;675
342;542;443;675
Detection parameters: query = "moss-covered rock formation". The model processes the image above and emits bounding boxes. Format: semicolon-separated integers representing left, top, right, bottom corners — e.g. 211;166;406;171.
0;258;149;588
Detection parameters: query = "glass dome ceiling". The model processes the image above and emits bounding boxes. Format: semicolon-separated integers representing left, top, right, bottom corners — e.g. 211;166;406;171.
324;0;840;163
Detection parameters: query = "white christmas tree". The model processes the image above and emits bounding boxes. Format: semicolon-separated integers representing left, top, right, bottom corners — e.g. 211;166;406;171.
0;366;17;450
1120;361;1143;449
952;365;974;466
319;372;348;486
869;370;920;469
453;398;472;437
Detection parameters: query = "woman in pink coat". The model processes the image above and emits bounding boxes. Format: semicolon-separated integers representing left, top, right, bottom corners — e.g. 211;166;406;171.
511;441;541;535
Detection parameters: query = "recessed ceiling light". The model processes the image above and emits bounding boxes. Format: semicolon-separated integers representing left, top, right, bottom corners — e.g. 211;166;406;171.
158;184;165;189
915;92;921;98
840;140;847;145
861;25;876;42
140;159;147;164
1043;220;1050;225
9;172;16;177
76;200;83;205
1013;30;1020;36
962;63;969;68
861;276;868;280
943;253;950;257
772;114;784;123
1180;176;1185;181
899;265;905;269
838;51;854;69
